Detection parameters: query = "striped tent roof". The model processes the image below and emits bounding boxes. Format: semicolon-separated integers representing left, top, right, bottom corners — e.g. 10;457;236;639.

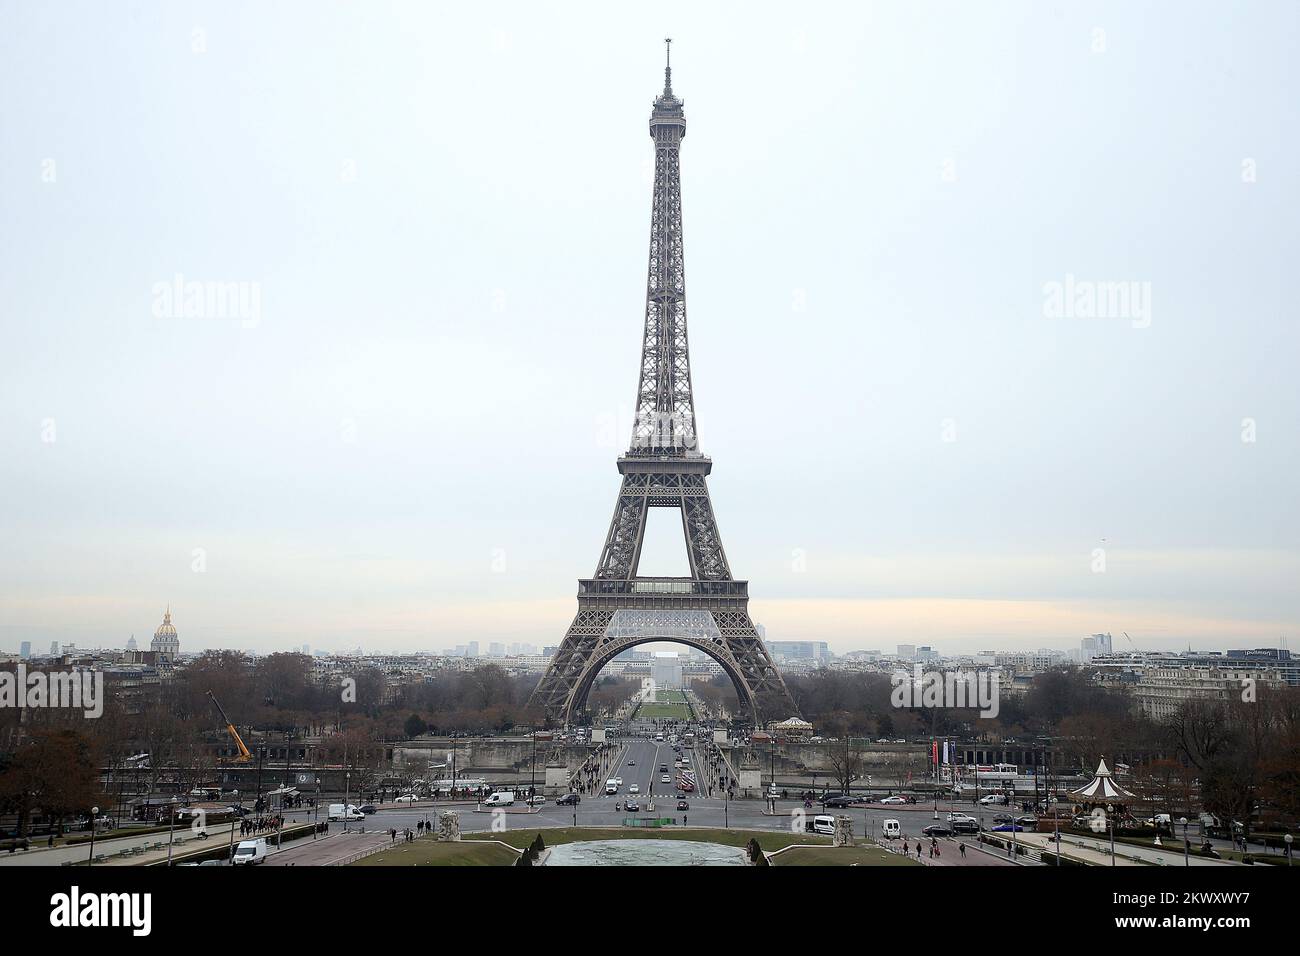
1068;758;1136;803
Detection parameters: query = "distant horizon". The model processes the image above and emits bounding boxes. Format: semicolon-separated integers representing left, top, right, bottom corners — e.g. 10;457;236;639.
2;615;1288;660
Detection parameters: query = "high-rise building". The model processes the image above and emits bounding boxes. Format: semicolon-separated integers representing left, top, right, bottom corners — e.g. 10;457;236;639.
896;644;916;661
767;641;830;664
19;641;31;659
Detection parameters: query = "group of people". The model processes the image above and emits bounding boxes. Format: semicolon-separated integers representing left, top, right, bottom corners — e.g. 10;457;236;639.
900;836;965;862
239;815;283;836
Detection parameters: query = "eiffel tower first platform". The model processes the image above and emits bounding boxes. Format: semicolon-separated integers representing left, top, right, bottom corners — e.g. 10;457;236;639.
530;43;798;728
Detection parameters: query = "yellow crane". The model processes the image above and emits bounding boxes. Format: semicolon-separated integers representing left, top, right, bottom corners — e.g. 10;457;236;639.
207;691;252;763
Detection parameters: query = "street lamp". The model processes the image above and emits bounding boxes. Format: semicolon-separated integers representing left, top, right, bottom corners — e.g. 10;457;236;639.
227;790;239;863
1180;816;1189;867
87;806;99;866
343;770;352;833
1107;804;1116;866
166;797;180;866
1284;832;1293;867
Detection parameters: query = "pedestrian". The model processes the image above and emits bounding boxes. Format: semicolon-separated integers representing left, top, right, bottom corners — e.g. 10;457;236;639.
959;843;966;858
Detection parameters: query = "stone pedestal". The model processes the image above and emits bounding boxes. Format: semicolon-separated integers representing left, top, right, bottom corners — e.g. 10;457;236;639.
591;727;606;744
738;766;761;797
833;815;854;847
713;729;728;744
437;811;461;842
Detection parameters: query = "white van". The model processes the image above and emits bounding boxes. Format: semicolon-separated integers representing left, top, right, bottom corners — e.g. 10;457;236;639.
979;793;1009;806
482;791;515;807
882;819;901;839
327;803;364;821
232;838;267;865
605;780;619;795
811;814;837;836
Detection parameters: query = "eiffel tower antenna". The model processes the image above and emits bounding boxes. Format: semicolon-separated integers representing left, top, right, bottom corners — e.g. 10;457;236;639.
530;47;797;728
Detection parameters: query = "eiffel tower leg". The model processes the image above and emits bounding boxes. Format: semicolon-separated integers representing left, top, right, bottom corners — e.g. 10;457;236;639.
710;608;798;723
529;607;616;725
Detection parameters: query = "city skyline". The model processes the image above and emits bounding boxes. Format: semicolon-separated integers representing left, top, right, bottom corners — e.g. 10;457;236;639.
3;4;1297;658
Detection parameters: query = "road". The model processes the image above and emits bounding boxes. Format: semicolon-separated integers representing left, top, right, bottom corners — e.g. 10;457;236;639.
253;735;1013;866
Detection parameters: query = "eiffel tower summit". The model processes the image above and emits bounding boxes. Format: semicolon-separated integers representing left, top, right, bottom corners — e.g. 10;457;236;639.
531;42;798;728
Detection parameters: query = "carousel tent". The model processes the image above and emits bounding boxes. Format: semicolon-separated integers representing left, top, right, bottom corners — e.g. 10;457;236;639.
771;717;814;738
1068;758;1136;804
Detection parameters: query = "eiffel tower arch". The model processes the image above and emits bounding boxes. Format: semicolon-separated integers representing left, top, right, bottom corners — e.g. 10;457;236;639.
530;43;798;728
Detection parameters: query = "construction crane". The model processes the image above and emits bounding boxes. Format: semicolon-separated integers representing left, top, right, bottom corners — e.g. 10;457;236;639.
1123;631;1137;650
207;691;252;762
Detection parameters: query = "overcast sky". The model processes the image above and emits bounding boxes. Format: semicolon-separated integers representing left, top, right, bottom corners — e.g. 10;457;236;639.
1;1;1297;657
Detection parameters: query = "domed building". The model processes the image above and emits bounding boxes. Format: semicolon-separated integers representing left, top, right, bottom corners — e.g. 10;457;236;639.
150;607;180;661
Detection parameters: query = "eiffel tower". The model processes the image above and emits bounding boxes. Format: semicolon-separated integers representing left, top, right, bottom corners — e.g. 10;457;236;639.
530;42;798;728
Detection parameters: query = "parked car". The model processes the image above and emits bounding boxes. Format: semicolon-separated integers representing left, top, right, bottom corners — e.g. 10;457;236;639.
879;796;906;805
1016;815;1038;827
992;814;1014;825
807;815;837;836
823;795;857;808
556;793;581;806
992;824;1024;832
921;824;954;837
394;794;417;803
232;838;268;866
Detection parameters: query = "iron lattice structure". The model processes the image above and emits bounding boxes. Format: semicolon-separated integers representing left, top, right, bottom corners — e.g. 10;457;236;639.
530;46;798;727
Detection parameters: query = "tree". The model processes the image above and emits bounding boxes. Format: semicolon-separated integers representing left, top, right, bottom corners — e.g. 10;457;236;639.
404;713;429;738
0;731;100;835
826;735;866;795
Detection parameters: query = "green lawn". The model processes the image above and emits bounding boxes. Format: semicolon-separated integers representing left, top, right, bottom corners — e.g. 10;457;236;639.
349;840;519;867
638;703;691;719
466;827;831;852
773;845;919;867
